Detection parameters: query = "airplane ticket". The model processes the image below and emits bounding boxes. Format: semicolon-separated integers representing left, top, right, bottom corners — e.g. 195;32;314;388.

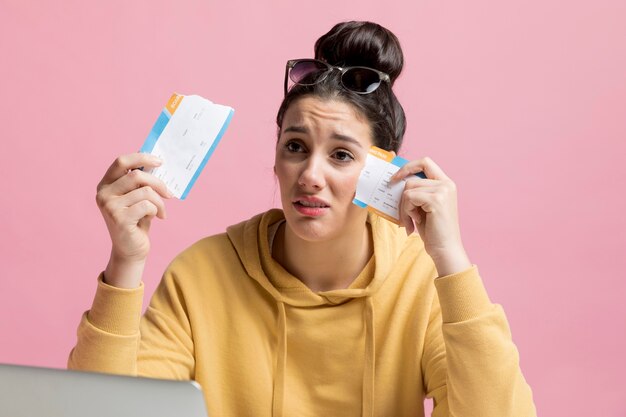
353;146;426;224
140;93;234;199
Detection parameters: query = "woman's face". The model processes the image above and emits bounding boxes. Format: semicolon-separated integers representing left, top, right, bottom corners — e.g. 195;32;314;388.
275;96;373;242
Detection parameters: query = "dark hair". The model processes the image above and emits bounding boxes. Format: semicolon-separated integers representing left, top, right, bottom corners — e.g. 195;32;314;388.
276;21;406;152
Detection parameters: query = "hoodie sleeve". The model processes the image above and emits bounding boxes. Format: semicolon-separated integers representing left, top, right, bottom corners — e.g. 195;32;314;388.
422;266;536;416
68;271;195;380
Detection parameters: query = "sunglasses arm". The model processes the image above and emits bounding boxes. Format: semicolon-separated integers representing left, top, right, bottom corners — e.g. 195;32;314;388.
283;62;291;96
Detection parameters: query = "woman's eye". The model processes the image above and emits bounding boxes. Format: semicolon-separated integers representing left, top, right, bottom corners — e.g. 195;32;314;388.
286;141;305;153
333;150;355;161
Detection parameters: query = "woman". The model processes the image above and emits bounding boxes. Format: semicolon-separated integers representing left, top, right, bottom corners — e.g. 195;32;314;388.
69;21;536;416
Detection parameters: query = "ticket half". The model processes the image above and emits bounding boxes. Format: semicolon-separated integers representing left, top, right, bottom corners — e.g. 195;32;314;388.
353;146;426;224
140;93;234;200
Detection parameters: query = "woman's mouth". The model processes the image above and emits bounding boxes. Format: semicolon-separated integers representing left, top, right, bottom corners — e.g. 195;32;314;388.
293;197;330;216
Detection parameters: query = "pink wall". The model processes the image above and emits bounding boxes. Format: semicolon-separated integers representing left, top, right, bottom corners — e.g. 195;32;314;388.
1;0;625;415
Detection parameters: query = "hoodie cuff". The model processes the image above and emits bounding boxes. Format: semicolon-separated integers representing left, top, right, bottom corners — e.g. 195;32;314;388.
87;273;144;335
434;265;492;324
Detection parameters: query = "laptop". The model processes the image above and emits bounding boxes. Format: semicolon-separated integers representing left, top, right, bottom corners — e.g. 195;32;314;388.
0;363;208;417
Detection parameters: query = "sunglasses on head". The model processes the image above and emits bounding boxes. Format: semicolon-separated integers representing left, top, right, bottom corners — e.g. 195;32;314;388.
284;58;391;96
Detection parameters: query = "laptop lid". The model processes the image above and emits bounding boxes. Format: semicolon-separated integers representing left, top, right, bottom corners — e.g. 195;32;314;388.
0;363;208;417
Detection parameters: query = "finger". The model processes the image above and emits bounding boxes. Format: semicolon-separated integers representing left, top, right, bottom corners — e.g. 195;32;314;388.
393;168;428;182
401;188;429;235
413;207;424;225
399;200;415;235
403;186;440;196
404;179;457;213
397;181;439;234
407;206;424;228
108;169;172;199
390;161;427;182
395;183;412;234
399;197;424;236
391;157;449;182
126;200;159;224
98;153;163;190
402;178;441;191
402;187;440;214
137;216;152;233
116;186;167;219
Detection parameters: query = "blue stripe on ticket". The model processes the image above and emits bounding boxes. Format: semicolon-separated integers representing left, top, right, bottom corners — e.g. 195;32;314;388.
391;155;408;167
140;109;172;154
180;107;235;200
391;155;427;179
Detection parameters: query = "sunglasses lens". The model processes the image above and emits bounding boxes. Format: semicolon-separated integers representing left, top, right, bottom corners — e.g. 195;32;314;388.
342;68;381;93
290;60;328;85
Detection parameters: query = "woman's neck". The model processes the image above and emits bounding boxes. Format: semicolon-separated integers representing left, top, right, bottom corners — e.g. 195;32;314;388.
272;220;373;292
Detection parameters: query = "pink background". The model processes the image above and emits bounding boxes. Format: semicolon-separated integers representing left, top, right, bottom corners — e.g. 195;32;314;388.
1;0;625;415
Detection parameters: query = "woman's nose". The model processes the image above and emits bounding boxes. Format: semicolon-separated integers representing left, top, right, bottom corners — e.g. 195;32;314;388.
298;156;326;190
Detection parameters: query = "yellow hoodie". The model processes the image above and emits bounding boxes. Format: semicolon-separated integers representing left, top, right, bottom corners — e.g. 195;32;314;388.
69;209;536;416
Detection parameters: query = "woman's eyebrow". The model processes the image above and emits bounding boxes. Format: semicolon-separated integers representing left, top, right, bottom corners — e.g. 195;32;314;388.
283;125;362;148
331;133;362;148
283;125;308;134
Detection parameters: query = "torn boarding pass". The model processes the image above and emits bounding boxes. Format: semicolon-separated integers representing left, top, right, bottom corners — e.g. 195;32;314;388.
353;146;426;224
140;93;234;199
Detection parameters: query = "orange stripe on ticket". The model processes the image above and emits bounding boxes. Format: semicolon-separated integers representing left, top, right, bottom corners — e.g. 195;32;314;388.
368;146;394;162
165;93;184;115
368;206;401;225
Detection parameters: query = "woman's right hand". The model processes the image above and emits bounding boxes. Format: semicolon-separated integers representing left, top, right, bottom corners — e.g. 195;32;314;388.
96;153;173;288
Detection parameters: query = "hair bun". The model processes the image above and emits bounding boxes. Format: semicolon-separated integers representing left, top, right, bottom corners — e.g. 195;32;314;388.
314;21;404;85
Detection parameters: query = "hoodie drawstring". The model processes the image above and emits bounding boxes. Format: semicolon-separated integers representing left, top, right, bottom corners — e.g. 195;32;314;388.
272;297;376;417
362;296;375;417
273;301;287;417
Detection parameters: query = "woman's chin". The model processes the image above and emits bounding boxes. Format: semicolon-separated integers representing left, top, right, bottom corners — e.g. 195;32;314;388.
283;213;337;243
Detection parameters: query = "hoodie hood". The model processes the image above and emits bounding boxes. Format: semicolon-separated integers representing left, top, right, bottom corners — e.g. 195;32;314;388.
226;208;411;306
226;208;417;417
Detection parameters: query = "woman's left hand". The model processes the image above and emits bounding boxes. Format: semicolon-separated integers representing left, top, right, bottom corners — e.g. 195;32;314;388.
390;157;472;276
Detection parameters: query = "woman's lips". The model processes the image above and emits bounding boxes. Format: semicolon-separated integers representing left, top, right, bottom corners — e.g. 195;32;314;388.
293;196;330;216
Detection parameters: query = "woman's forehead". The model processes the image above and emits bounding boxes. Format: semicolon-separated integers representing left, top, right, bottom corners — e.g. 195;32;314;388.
281;97;372;141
